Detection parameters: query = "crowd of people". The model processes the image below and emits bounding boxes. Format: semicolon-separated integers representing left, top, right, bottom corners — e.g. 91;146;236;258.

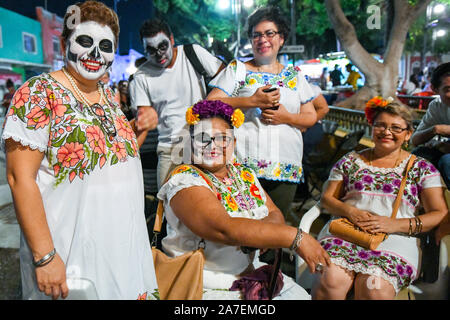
1;0;450;301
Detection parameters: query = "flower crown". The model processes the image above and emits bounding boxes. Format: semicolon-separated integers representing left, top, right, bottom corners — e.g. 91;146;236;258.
186;100;245;128
365;96;394;125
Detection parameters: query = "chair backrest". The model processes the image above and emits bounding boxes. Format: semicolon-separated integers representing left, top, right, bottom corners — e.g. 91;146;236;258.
322;120;339;135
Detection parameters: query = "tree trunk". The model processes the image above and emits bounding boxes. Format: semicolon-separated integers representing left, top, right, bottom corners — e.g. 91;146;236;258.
324;0;432;110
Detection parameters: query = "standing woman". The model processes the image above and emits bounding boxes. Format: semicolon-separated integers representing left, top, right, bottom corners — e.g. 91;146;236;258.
207;6;317;218
2;1;158;300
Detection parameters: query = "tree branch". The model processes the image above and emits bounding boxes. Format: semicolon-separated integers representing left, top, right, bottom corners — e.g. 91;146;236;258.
324;0;382;83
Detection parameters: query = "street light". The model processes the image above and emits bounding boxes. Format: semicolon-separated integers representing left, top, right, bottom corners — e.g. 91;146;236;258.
434;4;446;14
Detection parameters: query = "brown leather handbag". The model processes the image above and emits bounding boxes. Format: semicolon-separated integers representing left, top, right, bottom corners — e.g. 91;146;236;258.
329;155;416;250
151;165;216;300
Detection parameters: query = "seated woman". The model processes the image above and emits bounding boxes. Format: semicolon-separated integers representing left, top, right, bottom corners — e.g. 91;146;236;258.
312;99;448;300
156;100;330;300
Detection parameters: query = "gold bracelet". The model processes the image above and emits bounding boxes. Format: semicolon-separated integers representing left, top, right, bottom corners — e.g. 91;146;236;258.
408;218;413;237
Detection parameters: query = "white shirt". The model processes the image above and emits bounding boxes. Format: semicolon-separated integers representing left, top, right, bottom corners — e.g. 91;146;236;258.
129;44;223;147
413;97;450;138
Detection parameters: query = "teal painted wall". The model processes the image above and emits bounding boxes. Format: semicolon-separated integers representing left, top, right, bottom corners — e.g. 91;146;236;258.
0;7;44;64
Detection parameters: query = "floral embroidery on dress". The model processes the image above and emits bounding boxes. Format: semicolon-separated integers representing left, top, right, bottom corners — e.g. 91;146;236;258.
332;152;438;209
171;163;266;216
238;65;302;92
5;74;139;186
242;157;303;183
320;237;416;291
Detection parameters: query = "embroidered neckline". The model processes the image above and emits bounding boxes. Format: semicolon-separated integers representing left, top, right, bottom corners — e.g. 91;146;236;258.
352;151;412;175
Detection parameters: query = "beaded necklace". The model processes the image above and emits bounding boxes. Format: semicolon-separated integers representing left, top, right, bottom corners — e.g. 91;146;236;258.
62;67;104;108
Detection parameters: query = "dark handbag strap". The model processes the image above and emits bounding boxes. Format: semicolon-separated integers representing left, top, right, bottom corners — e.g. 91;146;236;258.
391;155;416;219
183;44;210;81
152;164;217;245
267;248;282;300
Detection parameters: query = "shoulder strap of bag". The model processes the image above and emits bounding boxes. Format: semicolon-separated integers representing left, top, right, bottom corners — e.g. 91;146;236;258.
183;44;209;79
153;164;217;234
391;154;416;219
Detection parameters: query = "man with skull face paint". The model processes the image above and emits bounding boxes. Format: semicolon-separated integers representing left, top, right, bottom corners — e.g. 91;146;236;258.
130;18;225;189
2;1;158;300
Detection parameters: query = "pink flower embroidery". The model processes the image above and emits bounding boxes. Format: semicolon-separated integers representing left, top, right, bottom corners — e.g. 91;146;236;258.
86;125;106;154
57;142;85;168
12;86;31;108
112;141;127;160
26;106;50;129
48;92;67;119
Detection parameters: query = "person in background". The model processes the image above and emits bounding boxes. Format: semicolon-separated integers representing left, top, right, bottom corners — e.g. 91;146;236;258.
2;79;16;116
320;67;329;91
403;74;421;95
411;62;450;189
344;64;361;91
129;18;225;188
330;65;344;87
117;80;133;121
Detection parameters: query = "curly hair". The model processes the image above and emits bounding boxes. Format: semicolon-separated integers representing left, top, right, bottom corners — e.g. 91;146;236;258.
61;1;120;46
139;18;172;42
246;6;290;42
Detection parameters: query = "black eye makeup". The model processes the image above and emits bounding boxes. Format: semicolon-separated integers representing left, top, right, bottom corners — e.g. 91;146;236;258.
76;35;94;48
99;39;113;53
146;40;169;56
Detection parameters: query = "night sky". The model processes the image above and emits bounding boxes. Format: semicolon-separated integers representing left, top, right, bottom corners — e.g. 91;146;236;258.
0;0;155;55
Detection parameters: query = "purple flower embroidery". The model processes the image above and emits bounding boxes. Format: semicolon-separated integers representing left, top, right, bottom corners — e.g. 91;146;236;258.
410;185;418;197
358;251;370;260
418;160;428;169
362;175;373;184
382;184;394;193
257;160;269;168
371;251;381;257
333;238;343;245
354;181;364;191
429;164;437;172
393;179;401;187
343;176;349;185
277;81;284;87
406;266;413;276
323;243;332;250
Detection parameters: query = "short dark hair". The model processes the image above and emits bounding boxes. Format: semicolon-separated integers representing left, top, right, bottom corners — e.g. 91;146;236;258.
431;62;450;89
139;18;172;42
246;6;290;42
6;79;14;88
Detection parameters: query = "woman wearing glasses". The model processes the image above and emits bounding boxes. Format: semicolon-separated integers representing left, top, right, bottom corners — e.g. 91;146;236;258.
207;6;317;219
157;100;330;300
2;1;158;299
312;100;448;299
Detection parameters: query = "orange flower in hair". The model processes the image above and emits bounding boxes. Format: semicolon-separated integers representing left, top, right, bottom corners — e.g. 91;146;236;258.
365;96;394;125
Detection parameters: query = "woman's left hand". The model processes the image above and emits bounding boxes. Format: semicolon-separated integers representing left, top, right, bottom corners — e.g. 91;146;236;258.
260;104;291;126
358;215;398;234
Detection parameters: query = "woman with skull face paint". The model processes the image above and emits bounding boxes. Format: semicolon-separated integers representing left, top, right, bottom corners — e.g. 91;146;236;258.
2;1;158;300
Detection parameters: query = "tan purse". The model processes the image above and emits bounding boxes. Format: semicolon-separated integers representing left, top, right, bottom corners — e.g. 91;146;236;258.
329;155;416;250
151;165;216;300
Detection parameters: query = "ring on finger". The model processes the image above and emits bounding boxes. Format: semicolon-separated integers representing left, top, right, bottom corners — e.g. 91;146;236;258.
272;100;278;105
315;263;324;272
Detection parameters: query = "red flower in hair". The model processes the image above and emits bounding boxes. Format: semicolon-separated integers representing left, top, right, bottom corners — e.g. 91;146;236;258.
365;96;393;125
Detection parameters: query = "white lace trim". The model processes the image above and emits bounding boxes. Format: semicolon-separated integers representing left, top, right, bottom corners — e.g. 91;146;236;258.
351;151;412;175
331;257;402;293
1;132;47;153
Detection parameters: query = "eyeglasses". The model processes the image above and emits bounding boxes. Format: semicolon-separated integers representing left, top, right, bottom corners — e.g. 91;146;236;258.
146;43;169;57
373;122;408;134
192;133;233;148
251;30;281;41
90;103;117;139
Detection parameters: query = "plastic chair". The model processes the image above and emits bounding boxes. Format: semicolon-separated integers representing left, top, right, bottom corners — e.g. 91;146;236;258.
295;202;450;300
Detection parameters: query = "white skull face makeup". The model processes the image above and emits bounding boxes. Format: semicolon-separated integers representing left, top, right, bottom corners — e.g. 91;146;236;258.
143;33;173;69
66;21;115;80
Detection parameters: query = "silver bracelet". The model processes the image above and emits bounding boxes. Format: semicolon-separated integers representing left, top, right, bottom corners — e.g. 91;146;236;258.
289;228;303;261
33;248;56;268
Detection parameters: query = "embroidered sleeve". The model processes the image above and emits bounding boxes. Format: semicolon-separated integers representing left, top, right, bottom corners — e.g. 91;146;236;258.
296;69;315;104
415;158;444;189
208;59;240;97
156;165;215;204
328;153;352;181
2;77;56;152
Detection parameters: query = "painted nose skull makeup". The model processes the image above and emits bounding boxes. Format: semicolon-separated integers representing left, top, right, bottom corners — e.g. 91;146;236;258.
66;21;115;81
143;33;173;69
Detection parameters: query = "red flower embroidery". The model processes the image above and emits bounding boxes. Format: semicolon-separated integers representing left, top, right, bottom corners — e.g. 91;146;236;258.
112;141;127;160
26;106;50;129
11;86;30;108
86;125;106;154
57;142;85;168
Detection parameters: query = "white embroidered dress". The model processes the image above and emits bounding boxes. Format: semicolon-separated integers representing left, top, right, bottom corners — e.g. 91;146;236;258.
317;151;444;292
2;74;158;300
157;164;310;300
209;60;316;183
